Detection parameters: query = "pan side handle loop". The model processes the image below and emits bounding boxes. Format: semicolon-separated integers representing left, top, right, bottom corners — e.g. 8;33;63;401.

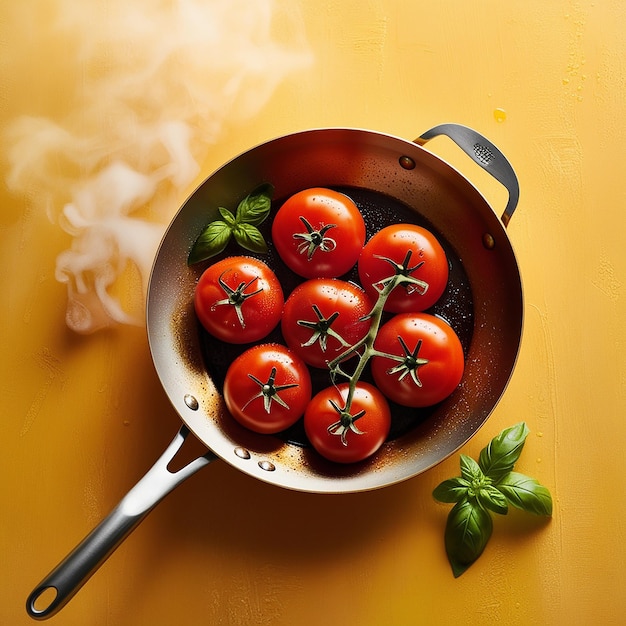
415;123;520;227
26;426;216;620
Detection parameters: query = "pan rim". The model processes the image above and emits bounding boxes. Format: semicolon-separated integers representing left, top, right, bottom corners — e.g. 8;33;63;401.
146;126;523;494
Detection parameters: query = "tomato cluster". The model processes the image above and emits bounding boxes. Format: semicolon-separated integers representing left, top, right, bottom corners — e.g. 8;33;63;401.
193;187;465;464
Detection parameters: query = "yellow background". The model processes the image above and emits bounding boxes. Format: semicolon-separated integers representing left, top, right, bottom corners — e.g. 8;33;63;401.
2;1;625;624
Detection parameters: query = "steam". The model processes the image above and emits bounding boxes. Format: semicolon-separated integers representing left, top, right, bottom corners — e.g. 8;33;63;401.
5;0;311;333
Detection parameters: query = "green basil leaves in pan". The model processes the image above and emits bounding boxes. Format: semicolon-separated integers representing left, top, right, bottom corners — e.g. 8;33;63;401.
433;422;553;577
188;183;274;264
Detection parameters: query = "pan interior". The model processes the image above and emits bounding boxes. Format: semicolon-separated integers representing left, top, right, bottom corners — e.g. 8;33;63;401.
147;128;523;494
198;186;474;446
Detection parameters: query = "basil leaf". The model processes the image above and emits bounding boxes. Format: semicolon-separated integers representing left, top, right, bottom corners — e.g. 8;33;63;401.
187;221;232;264
233;223;268;254
479;422;529;481
433;477;470;503
434;423;553;577
188;183;273;265
477;484;509;515
496;472;553;516
460;454;484;483
444;499;493;578
236;183;274;226
218;207;236;228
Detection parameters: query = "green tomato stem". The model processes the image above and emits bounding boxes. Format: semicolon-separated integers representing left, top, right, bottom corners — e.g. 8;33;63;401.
327;271;427;413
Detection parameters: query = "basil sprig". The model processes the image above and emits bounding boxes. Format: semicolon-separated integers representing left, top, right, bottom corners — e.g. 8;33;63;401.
433;422;552;577
188;183;274;265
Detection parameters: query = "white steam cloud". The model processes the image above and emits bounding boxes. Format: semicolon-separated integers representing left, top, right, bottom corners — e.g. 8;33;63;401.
5;0;311;333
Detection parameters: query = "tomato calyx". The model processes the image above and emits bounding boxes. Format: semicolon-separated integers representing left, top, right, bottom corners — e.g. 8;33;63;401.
297;304;351;353
214;272;263;328
372;249;429;297
293;216;338;260
243;366;300;413
375;336;429;387
326;399;366;446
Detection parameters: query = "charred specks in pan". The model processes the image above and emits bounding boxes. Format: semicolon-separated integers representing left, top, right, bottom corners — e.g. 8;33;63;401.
197;186;474;447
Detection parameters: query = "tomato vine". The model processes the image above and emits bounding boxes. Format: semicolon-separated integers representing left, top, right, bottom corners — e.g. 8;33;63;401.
326;264;431;441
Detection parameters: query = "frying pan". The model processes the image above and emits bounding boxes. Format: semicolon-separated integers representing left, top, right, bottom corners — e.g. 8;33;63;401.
27;124;522;619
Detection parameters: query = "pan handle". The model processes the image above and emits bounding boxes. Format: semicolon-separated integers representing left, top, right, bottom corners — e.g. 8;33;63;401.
415;123;520;227
26;425;216;620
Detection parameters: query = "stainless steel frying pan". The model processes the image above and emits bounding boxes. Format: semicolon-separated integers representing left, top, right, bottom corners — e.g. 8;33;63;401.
27;124;521;619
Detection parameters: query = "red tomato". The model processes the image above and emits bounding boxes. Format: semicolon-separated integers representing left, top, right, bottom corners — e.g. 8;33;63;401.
304;382;391;463
194;256;283;344
358;224;449;312
271;188;366;278
371;313;464;407
223;343;312;434
281;278;373;369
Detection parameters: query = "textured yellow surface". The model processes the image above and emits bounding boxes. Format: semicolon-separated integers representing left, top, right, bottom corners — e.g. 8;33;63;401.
2;1;625;624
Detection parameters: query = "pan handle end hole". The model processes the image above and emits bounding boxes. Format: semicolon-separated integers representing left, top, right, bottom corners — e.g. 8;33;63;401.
28;586;58;616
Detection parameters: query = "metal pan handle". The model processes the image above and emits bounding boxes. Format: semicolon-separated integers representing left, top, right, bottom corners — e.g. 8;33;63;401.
26;426;216;620
415;123;520;227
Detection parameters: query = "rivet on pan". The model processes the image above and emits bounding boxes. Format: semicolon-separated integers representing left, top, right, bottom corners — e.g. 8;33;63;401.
184;394;199;411
399;155;416;170
234;447;251;460
482;233;496;250
258;460;276;472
